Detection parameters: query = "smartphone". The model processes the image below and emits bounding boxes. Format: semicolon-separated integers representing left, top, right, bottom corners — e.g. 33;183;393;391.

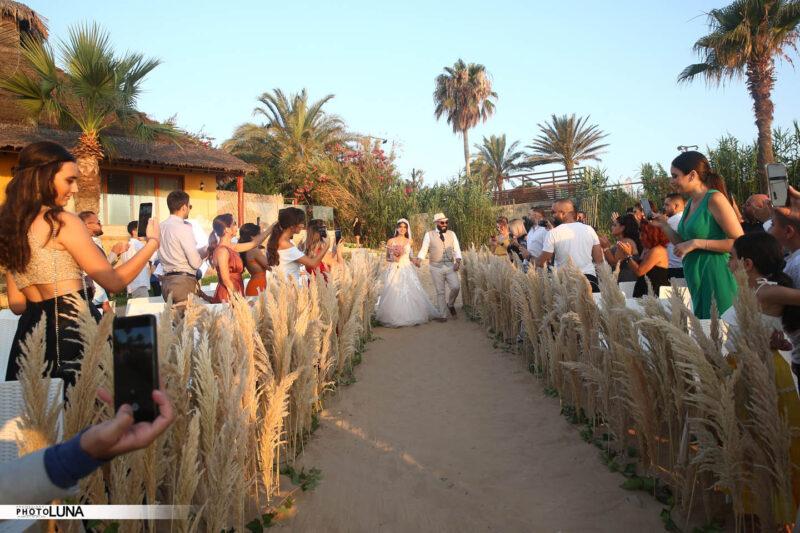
335;228;342;244
640;198;654;219
137;203;153;238
113;314;159;423
767;163;789;207
256;216;261;227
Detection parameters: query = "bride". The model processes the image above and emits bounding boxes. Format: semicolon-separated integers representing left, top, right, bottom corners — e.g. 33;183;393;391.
375;218;438;327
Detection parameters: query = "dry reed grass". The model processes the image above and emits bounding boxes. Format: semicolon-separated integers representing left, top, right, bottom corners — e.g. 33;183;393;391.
14;257;379;531
463;249;799;530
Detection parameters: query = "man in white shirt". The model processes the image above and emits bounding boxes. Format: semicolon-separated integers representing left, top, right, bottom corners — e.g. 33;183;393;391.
770;209;800;391
415;213;462;320
525;207;549;262
537;199;604;292
663;193;685;279
159;191;208;305
118;220;153;299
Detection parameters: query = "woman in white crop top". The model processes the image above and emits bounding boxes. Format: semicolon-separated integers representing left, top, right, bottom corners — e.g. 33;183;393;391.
0;142;161;386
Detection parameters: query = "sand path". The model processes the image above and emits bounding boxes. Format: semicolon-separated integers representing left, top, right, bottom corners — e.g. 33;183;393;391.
284;314;664;532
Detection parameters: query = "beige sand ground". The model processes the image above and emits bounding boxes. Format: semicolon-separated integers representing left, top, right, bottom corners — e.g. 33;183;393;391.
282;310;665;532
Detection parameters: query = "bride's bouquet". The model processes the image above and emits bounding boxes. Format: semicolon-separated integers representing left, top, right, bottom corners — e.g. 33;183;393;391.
387;243;403;260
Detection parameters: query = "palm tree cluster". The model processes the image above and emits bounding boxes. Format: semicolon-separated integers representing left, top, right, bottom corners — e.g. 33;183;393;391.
433;60;610;192
468;115;610;192
0;22;179;213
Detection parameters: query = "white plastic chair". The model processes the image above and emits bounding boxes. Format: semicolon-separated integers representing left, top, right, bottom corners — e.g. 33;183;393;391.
0;378;64;464
659;286;692;308
619;281;636;298
0;379;63;531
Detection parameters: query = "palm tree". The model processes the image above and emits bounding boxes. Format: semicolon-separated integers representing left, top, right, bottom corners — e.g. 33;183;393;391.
222;89;349;195
526;114;609;179
678;0;800;193
473;134;527;191
0;23;177;213
433;59;497;179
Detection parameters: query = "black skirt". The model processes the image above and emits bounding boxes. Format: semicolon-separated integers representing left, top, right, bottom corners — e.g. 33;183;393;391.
632;267;670;298
5;289;101;388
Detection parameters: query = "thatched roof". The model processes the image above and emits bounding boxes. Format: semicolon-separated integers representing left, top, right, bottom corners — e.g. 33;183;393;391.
0;0;47;39
0;1;47;123
0;123;256;176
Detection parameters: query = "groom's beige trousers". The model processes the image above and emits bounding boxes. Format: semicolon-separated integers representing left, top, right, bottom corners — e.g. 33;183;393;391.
429;262;460;317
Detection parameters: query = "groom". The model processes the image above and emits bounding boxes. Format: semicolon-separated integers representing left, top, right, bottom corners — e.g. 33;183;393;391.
414;213;462;321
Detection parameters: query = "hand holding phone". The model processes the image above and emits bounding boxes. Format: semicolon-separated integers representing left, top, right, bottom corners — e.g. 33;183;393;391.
640;198;654;219
767;163;789;207
137;203;153;238
113;315;159;423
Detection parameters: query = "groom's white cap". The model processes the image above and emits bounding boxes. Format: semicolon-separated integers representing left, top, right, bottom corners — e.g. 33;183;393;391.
433;212;448;223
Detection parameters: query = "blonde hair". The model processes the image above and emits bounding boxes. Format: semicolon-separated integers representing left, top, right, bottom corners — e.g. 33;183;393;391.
508;218;526;237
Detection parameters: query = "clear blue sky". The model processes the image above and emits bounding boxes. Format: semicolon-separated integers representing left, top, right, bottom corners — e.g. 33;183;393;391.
29;0;800;185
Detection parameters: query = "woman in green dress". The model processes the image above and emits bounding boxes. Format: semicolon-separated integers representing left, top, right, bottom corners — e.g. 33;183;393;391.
653;151;743;318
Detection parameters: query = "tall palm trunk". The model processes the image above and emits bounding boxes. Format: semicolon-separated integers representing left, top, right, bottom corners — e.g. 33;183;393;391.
73;132;104;215
747;57;776;194
463;129;471;179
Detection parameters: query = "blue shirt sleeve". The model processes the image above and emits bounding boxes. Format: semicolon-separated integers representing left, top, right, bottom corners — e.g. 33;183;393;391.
43;431;106;489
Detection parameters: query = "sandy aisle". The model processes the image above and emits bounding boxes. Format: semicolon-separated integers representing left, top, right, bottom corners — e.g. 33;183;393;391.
283;312;663;532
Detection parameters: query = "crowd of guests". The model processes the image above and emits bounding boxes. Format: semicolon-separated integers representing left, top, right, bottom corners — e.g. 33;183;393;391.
487;150;800;393
0;142;346;389
4;140;800;507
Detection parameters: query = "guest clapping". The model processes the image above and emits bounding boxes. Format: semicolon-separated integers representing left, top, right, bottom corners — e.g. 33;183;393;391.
598;214;641;283
617;221;670;298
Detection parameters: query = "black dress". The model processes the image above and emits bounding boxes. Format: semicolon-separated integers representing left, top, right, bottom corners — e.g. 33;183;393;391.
632;266;670;298
5;289;101;388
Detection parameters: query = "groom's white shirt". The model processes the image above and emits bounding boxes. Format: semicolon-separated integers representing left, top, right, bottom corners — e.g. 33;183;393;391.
417;230;462;261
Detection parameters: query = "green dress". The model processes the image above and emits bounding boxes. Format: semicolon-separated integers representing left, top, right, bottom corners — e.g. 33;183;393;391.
677;190;738;319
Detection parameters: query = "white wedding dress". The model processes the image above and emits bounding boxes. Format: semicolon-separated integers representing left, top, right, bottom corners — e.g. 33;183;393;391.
376;243;439;327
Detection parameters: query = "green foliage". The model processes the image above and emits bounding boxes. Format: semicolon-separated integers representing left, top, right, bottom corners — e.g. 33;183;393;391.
280;465;323;492
707;126;800;200
639;163;671;206
573;167;638;232
244;497;295;532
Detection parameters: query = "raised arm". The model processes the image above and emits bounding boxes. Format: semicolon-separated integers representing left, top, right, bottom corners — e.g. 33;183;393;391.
232;228;270;253
60;213;160;294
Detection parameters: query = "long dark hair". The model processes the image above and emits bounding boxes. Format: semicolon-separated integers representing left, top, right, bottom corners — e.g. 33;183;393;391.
208;213;235;260
617;213;642;253
733;232;800;333
266;207;306;267
0;142;75;272
238;222;260;264
671;151;730;203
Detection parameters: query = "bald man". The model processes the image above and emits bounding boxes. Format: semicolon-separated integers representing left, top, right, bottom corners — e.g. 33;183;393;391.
537;199;604;292
742;193;772;233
